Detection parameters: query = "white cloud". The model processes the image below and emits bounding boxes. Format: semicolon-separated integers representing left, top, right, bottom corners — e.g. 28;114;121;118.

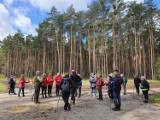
27;0;92;12
3;0;14;5
13;8;37;35
0;3;16;40
124;0;144;3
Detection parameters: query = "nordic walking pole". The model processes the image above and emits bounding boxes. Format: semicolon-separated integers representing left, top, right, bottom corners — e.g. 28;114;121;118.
56;95;61;108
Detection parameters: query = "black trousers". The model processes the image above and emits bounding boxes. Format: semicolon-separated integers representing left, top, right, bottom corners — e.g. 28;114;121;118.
62;91;70;110
42;86;47;97
135;84;140;94
142;90;149;101
71;87;76;103
48;85;52;97
56;85;60;96
98;89;103;100
34;86;40;103
9;84;15;94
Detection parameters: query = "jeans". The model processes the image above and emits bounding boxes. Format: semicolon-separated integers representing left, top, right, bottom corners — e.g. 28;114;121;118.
18;88;24;97
90;88;96;97
75;87;81;98
113;89;121;109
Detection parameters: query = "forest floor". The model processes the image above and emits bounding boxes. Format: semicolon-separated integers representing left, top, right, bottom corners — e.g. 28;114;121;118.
0;86;160;120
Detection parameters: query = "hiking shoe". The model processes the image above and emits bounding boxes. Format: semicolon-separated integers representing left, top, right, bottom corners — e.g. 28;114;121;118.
143;100;148;103
112;108;120;111
68;104;71;111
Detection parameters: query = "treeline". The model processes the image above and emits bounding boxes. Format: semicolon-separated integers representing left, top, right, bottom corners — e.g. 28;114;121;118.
0;0;160;79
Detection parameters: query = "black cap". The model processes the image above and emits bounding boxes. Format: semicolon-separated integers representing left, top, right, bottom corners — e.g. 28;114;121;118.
113;69;119;72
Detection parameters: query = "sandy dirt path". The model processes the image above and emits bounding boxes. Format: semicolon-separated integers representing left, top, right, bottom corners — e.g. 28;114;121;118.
0;88;160;120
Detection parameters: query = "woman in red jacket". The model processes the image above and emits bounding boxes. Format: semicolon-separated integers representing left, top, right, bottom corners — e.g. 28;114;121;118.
18;74;29;97
96;75;104;100
55;73;62;96
47;73;54;97
42;73;48;98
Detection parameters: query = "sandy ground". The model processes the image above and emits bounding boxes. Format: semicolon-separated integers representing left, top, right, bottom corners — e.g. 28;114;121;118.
0;87;160;120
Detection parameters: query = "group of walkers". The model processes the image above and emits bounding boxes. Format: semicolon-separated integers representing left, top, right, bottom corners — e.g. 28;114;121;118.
7;69;150;112
88;69;150;111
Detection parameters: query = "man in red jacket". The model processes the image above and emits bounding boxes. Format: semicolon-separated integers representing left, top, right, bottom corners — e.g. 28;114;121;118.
96;75;104;100
42;73;48;98
18;74;29;97
47;73;54;97
55;73;62;96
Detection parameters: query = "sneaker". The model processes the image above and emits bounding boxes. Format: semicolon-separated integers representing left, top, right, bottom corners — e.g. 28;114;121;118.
112;108;120;111
143;100;148;103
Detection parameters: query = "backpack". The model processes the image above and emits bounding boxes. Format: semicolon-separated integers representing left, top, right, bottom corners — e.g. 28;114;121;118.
61;78;70;92
118;76;123;85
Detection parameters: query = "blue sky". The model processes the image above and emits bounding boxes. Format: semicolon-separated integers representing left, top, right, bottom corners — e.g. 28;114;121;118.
0;0;159;40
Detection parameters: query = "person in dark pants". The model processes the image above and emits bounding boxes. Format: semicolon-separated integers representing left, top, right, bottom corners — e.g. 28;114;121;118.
42;73;47;98
18;74;29;97
8;75;16;95
33;71;42;104
107;73;114;100
121;74;127;95
55;73;62;96
140;76;150;103
70;70;81;104
59;73;74;111
112;69;122;111
96;75;104;100
134;75;141;95
47;73;53;97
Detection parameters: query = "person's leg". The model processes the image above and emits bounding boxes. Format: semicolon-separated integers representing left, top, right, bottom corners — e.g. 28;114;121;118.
113;91;119;109
98;89;100;99
93;88;96;97
48;85;51;97
34;87;40;103
56;85;58;96
42;87;44;98
75;88;78;97
117;90;121;109
72;87;76;104
50;85;53;97
90;88;93;97
100;89;103;100
18;88;21;97
123;84;126;95
9;85;11;94
79;87;81;98
22;88;25;97
135;84;140;94
44;87;47;97
143;91;148;102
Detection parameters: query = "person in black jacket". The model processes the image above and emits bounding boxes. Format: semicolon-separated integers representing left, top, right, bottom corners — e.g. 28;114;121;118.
8;75;16;95
140;76;150;103
59;73;74;111
134;75;141;94
70;70;81;104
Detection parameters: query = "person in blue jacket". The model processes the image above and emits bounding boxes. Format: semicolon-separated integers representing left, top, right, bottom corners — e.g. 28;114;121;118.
140;76;150;103
112;69;122;111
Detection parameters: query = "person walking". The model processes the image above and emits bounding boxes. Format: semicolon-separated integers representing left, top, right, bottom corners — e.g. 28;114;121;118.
140;76;150;103
134;75;141;95
55;73;62;96
47;73;54;97
18;74;29;97
70;70;81;104
96;75;104;100
59;73;74;111
121;74;127;95
112;69;122;111
8;75;16;95
89;73;97;98
42;73;47;98
33;71;42;104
